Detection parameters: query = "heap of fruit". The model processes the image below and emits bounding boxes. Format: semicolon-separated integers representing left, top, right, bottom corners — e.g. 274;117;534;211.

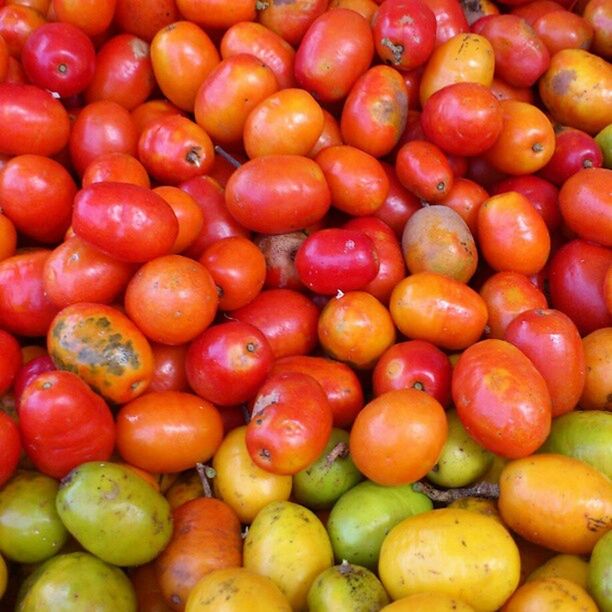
0;0;610;609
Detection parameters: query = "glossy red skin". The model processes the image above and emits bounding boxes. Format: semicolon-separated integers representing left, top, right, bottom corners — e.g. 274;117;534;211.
138;114;214;184
21;22;96;97
43;236;136;308
180;176;250;259
539;128;603;185
491;174;560;232
72;182;179;263
229;288;320;359
505;308;586;417
558;168;612;247
0;329;21;396
423;0;469;46
245;371;333;475
473;14;550;88
149;343;189;393
534;10;594;56
421;82;503;156
0;83;70;156
372;0;437;70
12;355;55;408
258;0;328;47
373;163;421;237
548;239;612;335
270;355;364;428
225;155;331;234
69;100;139;175
395;140;454;202
0;411;21;488
372;339;452;406
0;5;46;59
294;8;374;103
511;0;564;26
186;321;273;407
254;231;307;291
295;228;379;296
0;250;59;337
452;339;552;458
85;33;155;110
19;370;115;479
343;216;406;304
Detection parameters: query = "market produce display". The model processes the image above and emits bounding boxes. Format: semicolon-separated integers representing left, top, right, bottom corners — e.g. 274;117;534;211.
0;0;610;610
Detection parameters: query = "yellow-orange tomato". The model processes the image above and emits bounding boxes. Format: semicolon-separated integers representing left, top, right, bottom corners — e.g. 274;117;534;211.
419;33;495;106
477;192;551;276
318;291;396;369
389;272;488;351
448;497;502;522
176;0;256;31
484;100;555;175
349;388;448;485
47;302;154;404
0;214;17;262
527;554;590;588
243;88;324;158
165;470;204;510
580;327;612;411
194;54;279;146
150;21;220;112
499;454;612;555
539;49;612;135
116;391;224;474
502;577;598;611
381;592;476;611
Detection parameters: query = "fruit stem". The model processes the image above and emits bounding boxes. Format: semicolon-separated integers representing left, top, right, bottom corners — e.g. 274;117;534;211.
195;462;216;498
413;480;500;502
214;145;242;169
325;442;349;468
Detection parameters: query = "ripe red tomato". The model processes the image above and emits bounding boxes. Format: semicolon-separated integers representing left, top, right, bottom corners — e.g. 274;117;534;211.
21;22;96;97
0;411;21;488
295;228;380;295
258;0;328;46
452;339;552;458
0;4;46;58
19;370;115;478
113;0;180;42
72;182;179;263
372;339;452;406
423;0;469;46
149;343;189;393
0;329;21;396
186;321;273;407
12;354;55;408
116;391;224;473
246;371;333;475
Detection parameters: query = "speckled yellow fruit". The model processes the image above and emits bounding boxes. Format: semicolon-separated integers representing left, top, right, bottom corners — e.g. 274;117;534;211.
243;501;333;611
447;497;501;522
0;553;7;600
212;426;292;524
185;567;292;612
502;577;598;611
381;592;476;611
378;508;520;612
528;554;589;589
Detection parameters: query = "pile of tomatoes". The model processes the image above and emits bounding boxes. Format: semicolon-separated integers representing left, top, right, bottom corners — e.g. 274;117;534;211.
0;0;610;609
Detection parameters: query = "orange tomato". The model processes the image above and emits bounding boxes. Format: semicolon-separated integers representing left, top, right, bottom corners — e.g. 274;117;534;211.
349;388;448;485
130;562;174;612
502;577;598;612
176;0;256;30
477;191;551;275
389;272;488;351
116;391;224;473
113;0;179;42
0;214;17;262
81;152;150;188
580;327;612;411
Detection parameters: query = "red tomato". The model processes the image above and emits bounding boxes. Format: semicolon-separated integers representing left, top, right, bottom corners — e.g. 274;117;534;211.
138;114;215;184
505;308;586;417
21;22;95;97
82;152;151;189
0;329;21;396
148;343;189;393
349;388;448;485
533;9;594;56
309;109;344;158
270;355;365;428
12;354;55;408
0;83;70;156
186;321;273;407
43;236;136;308
0;250;59;337
85;33;155;110
224;155;331;234
0;411;20;488
423;0;469;46
438;177;489;235
72;182;179;263
372;339;452;406
372;0;437;70
0;154;76;244
294;228;379;295
294;8;374;103
116;391;224;473
558;168;612;248
548;239;612;335
452;339;552;458
257;0;328;46
113;0;180;42
19;370;115;478
246;371;333;475
230;288;320;359
0;4;46;58
421;82;503;156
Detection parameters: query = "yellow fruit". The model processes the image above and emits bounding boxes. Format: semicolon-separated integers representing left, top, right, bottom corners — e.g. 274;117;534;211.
381;591;476;611
528;554;589;589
